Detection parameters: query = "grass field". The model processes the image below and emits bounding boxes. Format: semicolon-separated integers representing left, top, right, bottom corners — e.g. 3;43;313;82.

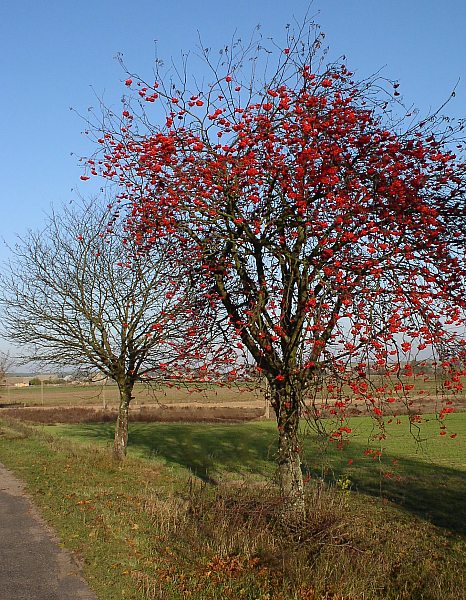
0;413;464;599
44;413;466;534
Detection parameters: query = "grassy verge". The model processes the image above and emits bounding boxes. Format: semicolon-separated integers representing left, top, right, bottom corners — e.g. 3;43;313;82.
0;416;464;599
45;414;466;533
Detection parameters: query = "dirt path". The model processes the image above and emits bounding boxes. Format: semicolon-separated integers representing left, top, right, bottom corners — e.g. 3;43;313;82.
0;462;98;600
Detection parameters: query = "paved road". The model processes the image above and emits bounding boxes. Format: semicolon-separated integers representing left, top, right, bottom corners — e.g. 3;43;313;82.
0;462;99;600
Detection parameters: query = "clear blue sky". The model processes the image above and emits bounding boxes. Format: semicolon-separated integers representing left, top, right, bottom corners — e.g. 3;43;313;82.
0;0;465;354
1;0;464;252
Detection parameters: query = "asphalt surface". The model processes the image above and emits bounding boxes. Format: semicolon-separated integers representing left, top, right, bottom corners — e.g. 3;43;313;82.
0;462;99;600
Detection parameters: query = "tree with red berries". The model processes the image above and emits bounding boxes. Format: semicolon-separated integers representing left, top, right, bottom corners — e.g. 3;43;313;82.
85;23;466;516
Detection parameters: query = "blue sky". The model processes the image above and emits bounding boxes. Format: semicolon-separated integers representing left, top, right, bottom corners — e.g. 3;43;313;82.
0;0;465;355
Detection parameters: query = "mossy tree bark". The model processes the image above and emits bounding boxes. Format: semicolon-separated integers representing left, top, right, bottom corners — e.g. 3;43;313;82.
271;380;305;521
113;379;135;461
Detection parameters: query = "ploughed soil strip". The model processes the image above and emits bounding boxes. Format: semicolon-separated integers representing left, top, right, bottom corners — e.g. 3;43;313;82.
0;404;265;424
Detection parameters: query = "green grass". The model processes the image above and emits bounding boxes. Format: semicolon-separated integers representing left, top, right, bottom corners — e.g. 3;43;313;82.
0;415;465;599
44;413;466;534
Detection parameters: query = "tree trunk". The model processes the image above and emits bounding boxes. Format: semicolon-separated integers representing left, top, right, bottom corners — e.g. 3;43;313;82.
272;381;305;522
113;383;132;461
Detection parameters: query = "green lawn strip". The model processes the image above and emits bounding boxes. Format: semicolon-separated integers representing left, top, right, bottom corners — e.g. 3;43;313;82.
300;413;466;534
0;417;465;599
45;413;466;533
46;421;277;481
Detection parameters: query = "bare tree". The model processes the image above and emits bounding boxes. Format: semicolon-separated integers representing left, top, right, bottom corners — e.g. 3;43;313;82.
0;352;12;388
0;199;203;459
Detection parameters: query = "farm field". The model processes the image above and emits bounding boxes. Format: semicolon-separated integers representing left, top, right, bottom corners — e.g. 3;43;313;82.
0;382;263;408
1;377;464;417
0;412;464;599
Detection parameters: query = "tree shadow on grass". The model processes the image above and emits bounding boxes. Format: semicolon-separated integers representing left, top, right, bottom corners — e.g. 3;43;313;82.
133;422;278;483
58;422;466;534
302;438;466;535
63;422;277;483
